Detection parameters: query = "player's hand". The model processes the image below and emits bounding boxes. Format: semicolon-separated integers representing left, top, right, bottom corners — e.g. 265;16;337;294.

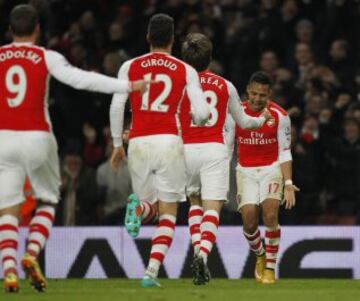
283;183;300;210
111;146;127;172
260;108;274;123
130;80;157;94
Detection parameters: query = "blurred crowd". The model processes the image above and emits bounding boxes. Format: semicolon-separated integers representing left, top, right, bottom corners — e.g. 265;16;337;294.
1;0;359;225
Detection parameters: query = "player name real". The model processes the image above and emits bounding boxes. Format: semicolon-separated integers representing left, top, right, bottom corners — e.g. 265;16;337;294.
140;58;177;70
238;132;277;145
200;76;224;90
0;49;42;64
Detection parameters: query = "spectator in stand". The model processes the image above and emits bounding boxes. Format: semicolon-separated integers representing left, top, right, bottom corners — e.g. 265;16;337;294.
305;94;327;116
350;103;360;124
97;127;132;225
107;22;126;51
295;19;314;45
287;19;318;65
326;93;352;136
308;65;340;96
56;140;99;226
355;71;360;102
283;124;323;224
78;10;99;51
281;0;301;63
325;118;360;224
273;68;303;116
103;51;127;77
281;0;300;39
328;39;355;92
259;50;279;81
82;122;104;168
293;42;316;89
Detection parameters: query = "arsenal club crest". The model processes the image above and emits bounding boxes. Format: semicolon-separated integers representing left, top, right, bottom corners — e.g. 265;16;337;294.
267;118;275;127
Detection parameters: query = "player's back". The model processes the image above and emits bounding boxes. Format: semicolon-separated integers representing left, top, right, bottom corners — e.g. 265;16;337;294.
126;52;188;139
180;71;229;144
0;43;50;132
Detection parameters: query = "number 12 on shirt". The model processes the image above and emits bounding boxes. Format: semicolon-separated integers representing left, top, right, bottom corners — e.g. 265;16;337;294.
141;73;171;113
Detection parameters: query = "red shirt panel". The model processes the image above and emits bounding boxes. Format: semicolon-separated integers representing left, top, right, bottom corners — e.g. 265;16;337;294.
180;71;229;144
0;44;50;131
127;53;187;139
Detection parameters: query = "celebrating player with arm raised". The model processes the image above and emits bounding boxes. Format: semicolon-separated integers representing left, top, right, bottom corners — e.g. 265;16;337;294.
231;71;299;284
0;4;151;293
179;33;273;285
110;14;209;288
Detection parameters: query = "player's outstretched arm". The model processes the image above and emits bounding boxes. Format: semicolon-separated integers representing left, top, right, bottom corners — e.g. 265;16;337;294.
110;93;127;142
227;82;266;129
110;93;127;173
109;61;132;171
45;50;149;94
223;114;236;159
278;114;300;209
185;65;210;125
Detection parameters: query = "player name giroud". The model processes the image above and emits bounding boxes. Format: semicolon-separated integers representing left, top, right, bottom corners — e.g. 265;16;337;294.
141;58;177;70
238;136;277;145
0;49;42;64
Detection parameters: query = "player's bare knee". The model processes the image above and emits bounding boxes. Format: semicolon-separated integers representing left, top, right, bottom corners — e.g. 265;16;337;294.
203;199;223;212
241;211;259;234
262;211;278;228
158;201;178;216
243;221;258;235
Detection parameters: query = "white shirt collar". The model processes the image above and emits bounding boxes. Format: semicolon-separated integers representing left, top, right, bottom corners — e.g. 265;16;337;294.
12;41;34;46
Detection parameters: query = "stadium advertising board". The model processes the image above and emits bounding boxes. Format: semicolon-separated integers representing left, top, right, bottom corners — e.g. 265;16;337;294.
3;226;360;279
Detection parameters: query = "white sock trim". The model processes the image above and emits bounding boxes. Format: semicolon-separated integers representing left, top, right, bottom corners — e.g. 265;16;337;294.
159;214;176;223
203;209;219;219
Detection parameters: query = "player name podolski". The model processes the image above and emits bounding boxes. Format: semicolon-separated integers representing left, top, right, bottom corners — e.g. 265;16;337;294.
0;49;42;64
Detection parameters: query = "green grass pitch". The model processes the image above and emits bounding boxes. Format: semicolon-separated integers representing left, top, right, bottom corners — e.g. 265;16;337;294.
3;279;360;301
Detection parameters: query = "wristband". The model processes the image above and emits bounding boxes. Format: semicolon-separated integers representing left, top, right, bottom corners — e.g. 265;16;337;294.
285;179;293;186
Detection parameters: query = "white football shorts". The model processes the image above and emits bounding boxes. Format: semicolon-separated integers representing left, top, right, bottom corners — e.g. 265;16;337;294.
0;131;60;210
127;134;186;203
184;142;229;201
236;162;284;209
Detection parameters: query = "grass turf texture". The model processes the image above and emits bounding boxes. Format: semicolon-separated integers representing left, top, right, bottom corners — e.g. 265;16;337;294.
3;279;360;301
